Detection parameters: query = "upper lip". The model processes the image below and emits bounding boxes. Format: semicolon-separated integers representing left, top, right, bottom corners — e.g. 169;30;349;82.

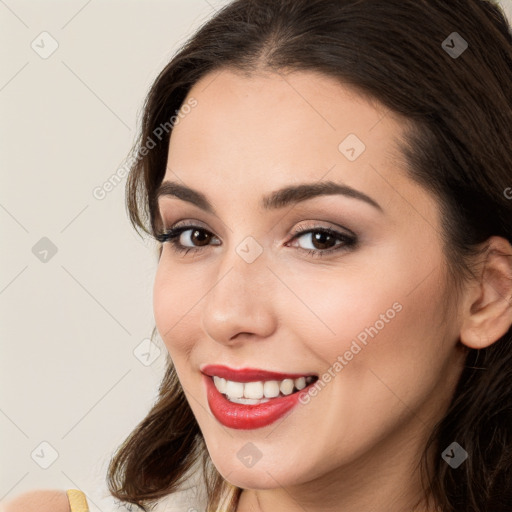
201;364;318;382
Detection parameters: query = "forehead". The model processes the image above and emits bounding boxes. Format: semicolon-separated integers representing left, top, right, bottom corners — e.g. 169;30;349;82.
162;68;436;226
169;68;398;162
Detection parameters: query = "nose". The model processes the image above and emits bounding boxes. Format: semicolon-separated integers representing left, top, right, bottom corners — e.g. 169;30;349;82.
201;243;278;346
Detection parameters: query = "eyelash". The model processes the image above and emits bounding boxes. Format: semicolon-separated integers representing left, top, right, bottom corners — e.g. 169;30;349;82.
155;222;357;258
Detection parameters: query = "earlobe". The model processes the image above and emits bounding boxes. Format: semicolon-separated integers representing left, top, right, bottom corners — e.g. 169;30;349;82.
459;236;512;350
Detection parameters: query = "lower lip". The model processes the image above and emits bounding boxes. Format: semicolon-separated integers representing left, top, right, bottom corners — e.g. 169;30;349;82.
203;374;313;430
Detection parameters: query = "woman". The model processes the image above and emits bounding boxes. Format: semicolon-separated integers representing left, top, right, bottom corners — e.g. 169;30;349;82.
106;0;512;510
5;0;511;511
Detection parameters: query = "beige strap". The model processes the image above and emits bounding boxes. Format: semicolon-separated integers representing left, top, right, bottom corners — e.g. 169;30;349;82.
66;489;90;512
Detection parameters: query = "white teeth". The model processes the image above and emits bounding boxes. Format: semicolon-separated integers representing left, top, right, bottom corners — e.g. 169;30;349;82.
280;378;295;395
213;376;227;394
244;381;264;399
263;380;280;398
225;380;244;398
212;375;316;400
228;396;271;405
295;376;306;390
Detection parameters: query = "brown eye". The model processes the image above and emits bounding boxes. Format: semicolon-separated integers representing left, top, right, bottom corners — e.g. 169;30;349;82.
185;228;212;247
288;226;357;258
156;225;220;256
307;231;339;251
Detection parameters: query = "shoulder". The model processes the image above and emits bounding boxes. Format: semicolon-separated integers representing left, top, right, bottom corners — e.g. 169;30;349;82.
0;489;70;512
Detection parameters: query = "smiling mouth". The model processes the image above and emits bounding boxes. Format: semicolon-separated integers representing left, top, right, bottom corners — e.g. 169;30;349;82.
211;375;318;404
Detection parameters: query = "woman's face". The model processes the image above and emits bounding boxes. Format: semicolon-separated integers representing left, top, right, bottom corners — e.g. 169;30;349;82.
153;69;467;492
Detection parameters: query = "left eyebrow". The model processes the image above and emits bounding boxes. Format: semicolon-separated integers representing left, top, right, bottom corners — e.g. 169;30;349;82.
155;180;383;214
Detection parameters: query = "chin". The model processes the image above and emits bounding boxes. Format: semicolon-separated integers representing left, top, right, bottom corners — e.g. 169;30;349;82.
207;446;319;490
219;466;295;490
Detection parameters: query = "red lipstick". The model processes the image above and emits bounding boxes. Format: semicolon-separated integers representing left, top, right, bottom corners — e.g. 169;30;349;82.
201;364;317;382
201;364;318;430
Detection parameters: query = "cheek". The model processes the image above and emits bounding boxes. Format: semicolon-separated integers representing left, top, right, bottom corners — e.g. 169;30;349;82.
278;262;403;360
153;261;202;355
284;245;453;396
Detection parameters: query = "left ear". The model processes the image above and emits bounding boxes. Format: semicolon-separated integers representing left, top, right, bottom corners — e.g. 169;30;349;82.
459;236;512;349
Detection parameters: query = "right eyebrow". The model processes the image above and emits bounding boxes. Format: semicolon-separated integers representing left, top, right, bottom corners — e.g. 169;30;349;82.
155;180;383;214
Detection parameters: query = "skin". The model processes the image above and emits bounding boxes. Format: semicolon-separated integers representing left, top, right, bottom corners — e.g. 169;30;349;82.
153;68;512;512
0;490;70;512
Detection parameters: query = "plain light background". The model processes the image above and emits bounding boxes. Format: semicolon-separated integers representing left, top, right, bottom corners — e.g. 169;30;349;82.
1;1;511;511
0;1;231;511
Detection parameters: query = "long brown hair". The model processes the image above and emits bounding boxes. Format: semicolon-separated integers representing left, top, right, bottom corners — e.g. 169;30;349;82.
106;1;512;510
